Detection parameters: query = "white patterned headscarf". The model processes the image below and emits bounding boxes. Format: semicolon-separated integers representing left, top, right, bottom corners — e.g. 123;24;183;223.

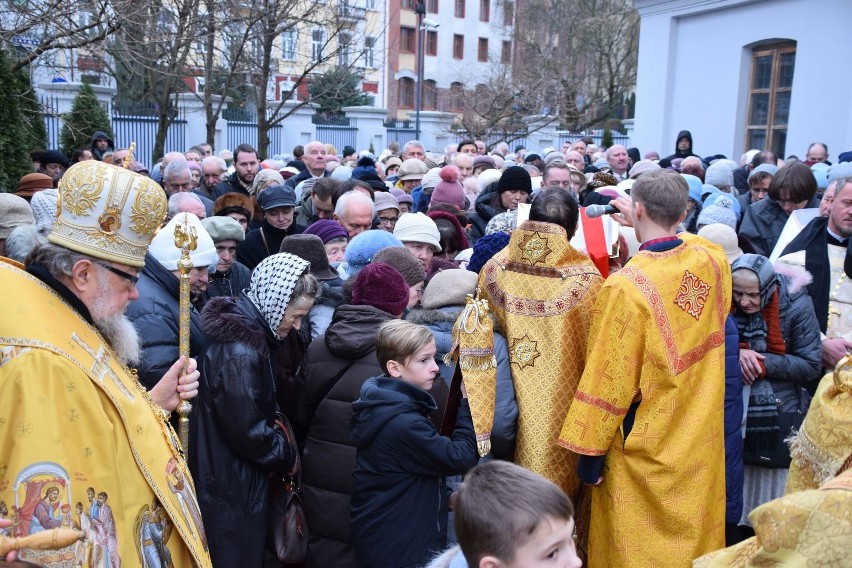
245;252;311;340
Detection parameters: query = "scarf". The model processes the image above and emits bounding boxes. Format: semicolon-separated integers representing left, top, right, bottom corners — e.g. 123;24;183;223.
245;252;310;340
732;254;783;355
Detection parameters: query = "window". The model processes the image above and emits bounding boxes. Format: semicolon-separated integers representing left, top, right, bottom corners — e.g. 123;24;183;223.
478;38;488;62
398;77;415;108
426;30;437;56
312;29;325;62
454;0;465;18
745;42;796;156
479;0;489;22
423;80;438;110
364;36;376;67
453;34;464;59
501;40;511;64
400;26;416;53
338;32;351;66
449;82;464;111
426;0;438;13
503;1;513;25
281;28;297;60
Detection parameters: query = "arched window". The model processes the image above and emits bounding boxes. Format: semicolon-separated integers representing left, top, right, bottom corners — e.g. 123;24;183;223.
449;82;464;111
423;80;438;110
399;77;415;108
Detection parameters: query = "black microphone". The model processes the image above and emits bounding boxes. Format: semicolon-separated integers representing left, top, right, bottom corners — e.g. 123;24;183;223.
585;204;619;218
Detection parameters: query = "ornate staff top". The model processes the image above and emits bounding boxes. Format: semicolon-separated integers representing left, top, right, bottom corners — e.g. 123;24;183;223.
174;215;198;451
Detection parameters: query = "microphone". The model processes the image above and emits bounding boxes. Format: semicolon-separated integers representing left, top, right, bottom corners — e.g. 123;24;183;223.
585;204;619;218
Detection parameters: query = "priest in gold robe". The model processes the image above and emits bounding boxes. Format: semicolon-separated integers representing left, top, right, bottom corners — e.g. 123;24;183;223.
478;188;603;502
0;160;211;567
559;170;732;567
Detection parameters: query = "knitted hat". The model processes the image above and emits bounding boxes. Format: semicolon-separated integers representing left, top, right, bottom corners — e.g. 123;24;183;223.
351;262;409;316
331;165;353;180
485;210;518;235
213;192;253;219
467;231;510;274
497;166;532;194
681;173;703;203
345;229;404;275
705;161;734;189
425;256;461;283
696;194;738;230
39;149;70;168
748;163;779;183
811;163;830;190
279;234;339;281
628;159;661;179
49;161;166;267
698;223;743;263
828;162;852;185
398;159;428;181
393;212;442;252
422;269;478;310
373;246;426;286
351;156;379;180
419;167;442;191
303;219;349;244
0;193;35;239
430;166;465;210
373;191;400;215
257;184;297;210
16;173;53;199
390;188;413;205
148;213;218;270
201;216;245;243
30;187;58;233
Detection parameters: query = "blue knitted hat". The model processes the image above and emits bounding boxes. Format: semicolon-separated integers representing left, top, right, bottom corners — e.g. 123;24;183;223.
681;174;703;203
344;229;404;276
467;232;510;274
697;194;738;230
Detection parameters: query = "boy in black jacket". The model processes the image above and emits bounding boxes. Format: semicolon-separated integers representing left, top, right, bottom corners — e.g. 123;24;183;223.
350;319;478;568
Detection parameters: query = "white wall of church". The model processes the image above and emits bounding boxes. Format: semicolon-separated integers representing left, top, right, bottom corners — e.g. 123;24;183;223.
633;0;852;161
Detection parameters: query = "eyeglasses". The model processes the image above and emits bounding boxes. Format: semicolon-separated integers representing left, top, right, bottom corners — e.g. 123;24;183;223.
95;262;140;288
377;216;399;226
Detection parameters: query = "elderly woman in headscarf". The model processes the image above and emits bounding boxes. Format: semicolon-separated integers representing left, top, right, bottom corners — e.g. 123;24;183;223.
188;252;319;567
730;254;821;538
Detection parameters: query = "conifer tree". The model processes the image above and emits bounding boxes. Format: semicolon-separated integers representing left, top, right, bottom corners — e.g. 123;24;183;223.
0;50;34;193
60;83;114;157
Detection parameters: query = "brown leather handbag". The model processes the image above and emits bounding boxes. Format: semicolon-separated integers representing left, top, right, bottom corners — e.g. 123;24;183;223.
267;415;308;565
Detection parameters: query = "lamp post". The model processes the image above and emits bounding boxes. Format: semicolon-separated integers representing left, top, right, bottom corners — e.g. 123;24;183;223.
414;1;426;140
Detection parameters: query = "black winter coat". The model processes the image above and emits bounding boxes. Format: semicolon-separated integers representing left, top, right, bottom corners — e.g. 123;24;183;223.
237;218;306;270
188;294;299;568
199;261;252;309
350;377;478;568
211;171;250;199
126;252;206;390
296;304;395;568
467;182;506;244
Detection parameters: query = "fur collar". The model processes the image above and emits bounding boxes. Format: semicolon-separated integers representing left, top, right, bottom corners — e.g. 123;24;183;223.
406;307;461;326
201;295;272;357
774;261;813;296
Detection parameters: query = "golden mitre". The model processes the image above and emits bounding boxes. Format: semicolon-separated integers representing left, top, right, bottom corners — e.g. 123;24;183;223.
48;160;167;268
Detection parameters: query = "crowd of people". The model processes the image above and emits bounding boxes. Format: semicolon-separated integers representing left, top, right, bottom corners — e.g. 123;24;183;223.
1;131;851;568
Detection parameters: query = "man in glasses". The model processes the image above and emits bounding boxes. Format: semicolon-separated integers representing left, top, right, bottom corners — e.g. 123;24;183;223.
373;192;401;233
0;160;212;566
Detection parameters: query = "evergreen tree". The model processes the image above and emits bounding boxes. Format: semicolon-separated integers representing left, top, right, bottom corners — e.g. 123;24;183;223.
0;50;34;193
60;83;114;157
15;68;47;154
308;67;370;116
601;128;614;148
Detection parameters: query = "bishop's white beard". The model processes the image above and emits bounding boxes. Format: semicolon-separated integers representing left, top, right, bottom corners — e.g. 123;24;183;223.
90;273;142;366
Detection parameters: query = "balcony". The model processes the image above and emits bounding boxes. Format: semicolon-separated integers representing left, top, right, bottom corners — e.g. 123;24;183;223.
337;2;366;22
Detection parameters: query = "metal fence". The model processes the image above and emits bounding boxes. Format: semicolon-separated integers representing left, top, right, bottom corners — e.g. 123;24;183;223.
386;127;418;147
315;124;357;153
556;131;630;149
41;96;187;166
